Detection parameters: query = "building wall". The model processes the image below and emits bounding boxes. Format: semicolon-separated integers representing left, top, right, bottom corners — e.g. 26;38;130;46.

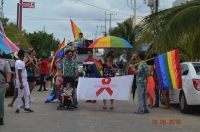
173;0;192;7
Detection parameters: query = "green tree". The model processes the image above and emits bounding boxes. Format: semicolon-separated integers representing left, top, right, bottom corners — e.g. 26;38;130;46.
137;0;200;61
109;18;140;62
24;31;60;57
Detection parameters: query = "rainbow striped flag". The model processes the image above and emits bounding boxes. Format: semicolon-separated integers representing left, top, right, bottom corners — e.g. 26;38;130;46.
50;39;65;75
154;49;182;90
70;19;81;38
90;60;103;78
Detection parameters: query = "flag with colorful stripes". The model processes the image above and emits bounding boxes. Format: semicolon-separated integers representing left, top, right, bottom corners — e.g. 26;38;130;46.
154;49;182;90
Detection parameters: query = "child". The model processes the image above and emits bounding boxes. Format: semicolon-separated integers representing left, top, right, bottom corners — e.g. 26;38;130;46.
60;81;74;107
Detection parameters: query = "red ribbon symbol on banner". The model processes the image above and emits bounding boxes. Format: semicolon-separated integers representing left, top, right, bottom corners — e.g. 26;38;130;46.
96;78;113;96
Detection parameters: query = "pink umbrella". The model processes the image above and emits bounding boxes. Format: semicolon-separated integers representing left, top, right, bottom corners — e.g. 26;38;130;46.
0;32;19;54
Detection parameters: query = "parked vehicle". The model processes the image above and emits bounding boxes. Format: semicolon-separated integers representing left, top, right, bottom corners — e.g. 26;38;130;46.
160;62;200;113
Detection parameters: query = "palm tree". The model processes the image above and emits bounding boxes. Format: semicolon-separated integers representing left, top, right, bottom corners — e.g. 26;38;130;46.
109;18;140;62
137;0;200;61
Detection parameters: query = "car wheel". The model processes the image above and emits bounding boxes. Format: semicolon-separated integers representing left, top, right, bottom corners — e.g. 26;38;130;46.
179;92;190;113
160;91;165;105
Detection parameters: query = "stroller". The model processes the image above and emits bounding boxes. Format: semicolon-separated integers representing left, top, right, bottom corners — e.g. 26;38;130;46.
57;77;77;111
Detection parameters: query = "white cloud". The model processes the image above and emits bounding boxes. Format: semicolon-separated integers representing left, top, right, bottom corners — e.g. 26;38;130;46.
3;0;174;43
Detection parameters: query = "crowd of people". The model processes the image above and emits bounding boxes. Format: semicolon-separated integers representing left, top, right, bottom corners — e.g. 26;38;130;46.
0;33;171;125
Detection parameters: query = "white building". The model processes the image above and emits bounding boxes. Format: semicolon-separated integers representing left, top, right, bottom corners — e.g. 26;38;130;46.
173;0;192;7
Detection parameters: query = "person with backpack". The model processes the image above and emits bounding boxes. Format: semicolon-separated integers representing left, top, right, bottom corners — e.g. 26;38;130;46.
0;56;11;125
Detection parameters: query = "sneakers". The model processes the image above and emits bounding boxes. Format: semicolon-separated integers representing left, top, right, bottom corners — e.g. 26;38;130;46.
37;89;42;92
43;89;48;92
8;103;13;107
15;109;20;114
53;99;60;103
24;108;34;112
85;100;96;103
0;118;3;125
85;100;91;102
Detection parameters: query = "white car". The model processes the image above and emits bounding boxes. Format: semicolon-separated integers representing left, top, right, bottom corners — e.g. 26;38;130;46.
161;62;200;113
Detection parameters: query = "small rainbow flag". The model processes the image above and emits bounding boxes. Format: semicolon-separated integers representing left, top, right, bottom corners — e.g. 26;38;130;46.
50;39;65;75
70;19;81;38
154;49;182;90
90;60;103;78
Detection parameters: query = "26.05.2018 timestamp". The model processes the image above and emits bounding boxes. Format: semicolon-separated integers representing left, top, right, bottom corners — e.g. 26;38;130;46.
152;119;181;125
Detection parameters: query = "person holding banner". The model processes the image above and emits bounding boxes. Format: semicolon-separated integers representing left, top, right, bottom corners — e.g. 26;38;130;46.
83;50;97;103
132;53;149;114
98;54;117;109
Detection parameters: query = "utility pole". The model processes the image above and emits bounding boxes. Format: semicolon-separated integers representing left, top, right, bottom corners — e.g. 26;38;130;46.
155;0;159;13
147;0;159;13
108;13;117;33
43;25;45;32
133;0;136;28
96;25;105;36
0;0;4;22
105;11;107;36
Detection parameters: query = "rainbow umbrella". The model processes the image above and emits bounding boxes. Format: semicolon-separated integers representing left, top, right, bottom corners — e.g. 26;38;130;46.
0;33;19;54
88;36;133;49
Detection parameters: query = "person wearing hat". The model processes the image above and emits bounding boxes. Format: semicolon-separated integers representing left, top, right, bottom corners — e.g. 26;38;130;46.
37;55;48;92
97;53;118;109
24;48;39;103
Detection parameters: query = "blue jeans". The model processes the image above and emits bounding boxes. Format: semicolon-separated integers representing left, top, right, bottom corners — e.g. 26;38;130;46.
137;84;149;113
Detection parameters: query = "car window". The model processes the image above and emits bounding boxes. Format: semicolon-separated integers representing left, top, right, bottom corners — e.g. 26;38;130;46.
181;64;189;75
191;63;200;75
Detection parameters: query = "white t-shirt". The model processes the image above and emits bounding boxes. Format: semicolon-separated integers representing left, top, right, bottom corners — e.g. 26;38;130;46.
15;60;27;80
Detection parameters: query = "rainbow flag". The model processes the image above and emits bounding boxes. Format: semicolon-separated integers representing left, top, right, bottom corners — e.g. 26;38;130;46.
70;19;81;38
154;49;182;90
50;39;65;75
90;60;103;78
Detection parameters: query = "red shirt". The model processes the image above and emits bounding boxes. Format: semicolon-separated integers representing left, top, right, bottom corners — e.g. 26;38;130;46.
40;59;48;74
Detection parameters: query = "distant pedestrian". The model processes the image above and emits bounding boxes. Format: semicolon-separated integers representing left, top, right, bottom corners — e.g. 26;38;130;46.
118;61;124;75
132;53;149;114
0;55;11;125
37;56;48;92
15;49;34;114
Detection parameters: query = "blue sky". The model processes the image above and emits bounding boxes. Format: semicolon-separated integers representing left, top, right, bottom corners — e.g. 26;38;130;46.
4;0;173;42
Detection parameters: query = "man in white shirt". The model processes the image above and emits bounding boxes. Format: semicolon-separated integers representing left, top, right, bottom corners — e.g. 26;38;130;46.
15;49;34;113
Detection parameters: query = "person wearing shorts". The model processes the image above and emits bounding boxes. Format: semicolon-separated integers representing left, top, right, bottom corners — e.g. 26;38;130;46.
24;48;38;103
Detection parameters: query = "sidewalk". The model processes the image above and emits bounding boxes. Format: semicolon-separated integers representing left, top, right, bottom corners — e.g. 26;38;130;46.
1;85;200;132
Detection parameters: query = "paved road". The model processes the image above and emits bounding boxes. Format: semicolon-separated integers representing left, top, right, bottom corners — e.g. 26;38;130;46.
1;85;200;132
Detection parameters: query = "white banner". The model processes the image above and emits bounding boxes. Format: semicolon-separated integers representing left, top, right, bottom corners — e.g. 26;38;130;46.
77;75;134;100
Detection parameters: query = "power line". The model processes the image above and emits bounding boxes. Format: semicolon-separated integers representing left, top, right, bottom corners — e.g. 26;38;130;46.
77;0;132;16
